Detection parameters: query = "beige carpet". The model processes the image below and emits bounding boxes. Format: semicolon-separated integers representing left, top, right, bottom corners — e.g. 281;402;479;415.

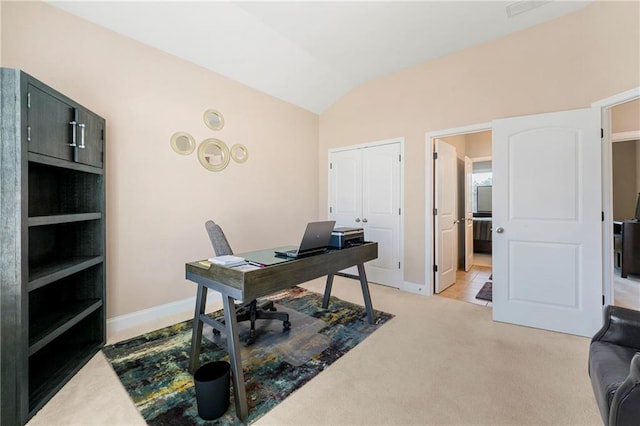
27;276;601;425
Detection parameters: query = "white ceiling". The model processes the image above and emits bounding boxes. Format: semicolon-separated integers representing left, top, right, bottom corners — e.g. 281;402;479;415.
48;1;592;113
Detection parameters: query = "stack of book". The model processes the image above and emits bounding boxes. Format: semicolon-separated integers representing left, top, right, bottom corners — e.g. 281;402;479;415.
207;255;245;267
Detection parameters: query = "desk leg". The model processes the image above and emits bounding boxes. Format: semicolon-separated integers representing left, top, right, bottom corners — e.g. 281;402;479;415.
223;295;248;422
189;283;208;373
322;274;334;309
357;264;375;325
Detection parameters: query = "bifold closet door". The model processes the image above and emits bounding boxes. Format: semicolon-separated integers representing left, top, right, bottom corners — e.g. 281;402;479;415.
329;143;402;288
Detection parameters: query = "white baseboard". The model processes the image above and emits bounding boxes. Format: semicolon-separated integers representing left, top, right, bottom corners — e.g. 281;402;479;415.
402;281;428;295
106;290;222;336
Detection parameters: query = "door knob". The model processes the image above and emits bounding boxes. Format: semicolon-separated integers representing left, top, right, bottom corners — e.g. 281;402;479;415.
362;218;368;223
355;218;361;222
496;227;504;234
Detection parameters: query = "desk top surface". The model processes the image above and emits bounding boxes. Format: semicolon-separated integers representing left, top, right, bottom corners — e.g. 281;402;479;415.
186;242;378;301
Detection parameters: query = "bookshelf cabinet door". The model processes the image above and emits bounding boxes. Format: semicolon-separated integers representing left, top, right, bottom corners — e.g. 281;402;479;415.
27;85;75;162
77;108;104;168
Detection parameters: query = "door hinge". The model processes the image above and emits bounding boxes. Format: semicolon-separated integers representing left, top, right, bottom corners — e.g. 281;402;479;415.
329;207;333;213
399;208;401;215
433;208;438;215
433;265;438;272
329;162;332;170
27;92;31;109
601;128;604;139
101;128;104;141
433;152;438;160
398;262;401;269
399;154;401;162
27;126;31;142
602;211;604;222
602;295;605;306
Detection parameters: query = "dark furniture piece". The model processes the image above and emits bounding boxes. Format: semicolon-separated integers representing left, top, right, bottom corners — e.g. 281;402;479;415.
621;220;640;278
614;221;623;269
1;68;106;425
186;242;378;422
589;305;640;426
473;217;492;254
205;220;290;344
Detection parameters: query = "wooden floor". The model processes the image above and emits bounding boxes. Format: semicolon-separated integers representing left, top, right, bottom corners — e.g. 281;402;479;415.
613;270;640;311
438;264;493;307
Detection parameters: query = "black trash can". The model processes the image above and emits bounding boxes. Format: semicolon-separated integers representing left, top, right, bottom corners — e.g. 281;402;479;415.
193;361;230;420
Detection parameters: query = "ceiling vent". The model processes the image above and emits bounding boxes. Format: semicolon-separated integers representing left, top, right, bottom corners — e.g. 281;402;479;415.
506;0;550;18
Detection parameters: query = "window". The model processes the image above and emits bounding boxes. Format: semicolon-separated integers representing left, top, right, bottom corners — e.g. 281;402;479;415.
472;161;492;214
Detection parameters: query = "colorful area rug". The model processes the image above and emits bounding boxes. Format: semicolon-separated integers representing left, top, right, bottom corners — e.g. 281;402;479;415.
103;287;393;425
475;281;493;301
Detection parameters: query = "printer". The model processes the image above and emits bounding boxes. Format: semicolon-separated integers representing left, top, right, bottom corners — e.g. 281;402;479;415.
329;227;364;249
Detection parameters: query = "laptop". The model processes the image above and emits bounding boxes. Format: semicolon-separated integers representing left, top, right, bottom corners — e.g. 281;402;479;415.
275;220;336;258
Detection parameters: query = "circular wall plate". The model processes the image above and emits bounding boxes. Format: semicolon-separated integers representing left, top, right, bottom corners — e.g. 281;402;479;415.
170;132;196;155
203;109;225;131
230;143;249;163
198;138;230;172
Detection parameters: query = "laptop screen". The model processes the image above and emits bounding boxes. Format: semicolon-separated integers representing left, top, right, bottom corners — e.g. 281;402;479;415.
297;221;336;254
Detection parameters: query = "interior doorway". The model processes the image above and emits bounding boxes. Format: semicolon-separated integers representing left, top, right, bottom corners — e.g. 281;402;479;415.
609;99;640;310
432;129;494;307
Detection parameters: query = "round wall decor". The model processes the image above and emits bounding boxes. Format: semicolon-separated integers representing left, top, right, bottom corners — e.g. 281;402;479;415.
170;132;196;155
197;138;230;172
203;109;225;131
230;143;249;163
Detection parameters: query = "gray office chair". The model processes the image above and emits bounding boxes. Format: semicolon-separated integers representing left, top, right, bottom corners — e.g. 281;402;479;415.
205;220;290;344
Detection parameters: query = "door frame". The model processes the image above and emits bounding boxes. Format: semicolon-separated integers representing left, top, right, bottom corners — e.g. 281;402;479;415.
592;87;640;306
425;123;491;296
328;137;406;290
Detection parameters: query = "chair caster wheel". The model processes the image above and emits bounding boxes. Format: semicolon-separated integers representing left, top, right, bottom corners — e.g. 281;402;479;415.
283;321;291;331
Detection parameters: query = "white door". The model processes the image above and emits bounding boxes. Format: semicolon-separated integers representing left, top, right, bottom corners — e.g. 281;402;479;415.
492;108;602;337
329;142;403;288
434;139;458;293
464;156;474;271
361;144;402;286
329;149;362;230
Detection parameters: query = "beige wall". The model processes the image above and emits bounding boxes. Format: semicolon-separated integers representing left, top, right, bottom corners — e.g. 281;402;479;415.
612;140;639;220
465;131;492;159
612;98;640;133
319;1;640;286
2;2;319;317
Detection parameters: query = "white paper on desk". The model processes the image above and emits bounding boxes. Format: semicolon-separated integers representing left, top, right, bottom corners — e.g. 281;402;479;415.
207;255;245;266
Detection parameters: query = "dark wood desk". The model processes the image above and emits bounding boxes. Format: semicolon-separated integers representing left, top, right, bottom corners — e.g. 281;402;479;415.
185;242;378;421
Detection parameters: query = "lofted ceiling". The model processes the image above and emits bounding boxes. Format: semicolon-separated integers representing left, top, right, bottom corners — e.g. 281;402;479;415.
48;1;592;113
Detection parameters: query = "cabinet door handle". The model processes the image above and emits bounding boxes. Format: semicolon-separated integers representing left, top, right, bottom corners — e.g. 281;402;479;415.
69;121;77;147
78;123;86;149
355;218;361;222
362;218;368;223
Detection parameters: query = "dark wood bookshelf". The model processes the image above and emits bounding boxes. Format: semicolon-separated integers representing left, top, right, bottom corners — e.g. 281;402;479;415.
1;68;106;426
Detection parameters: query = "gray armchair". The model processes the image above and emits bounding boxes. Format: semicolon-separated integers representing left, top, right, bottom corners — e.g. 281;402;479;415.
205;220;290;344
589;305;640;426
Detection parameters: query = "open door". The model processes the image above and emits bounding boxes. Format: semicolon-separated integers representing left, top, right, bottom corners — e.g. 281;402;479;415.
434;139;457;293
492;107;602;337
464;156;474;271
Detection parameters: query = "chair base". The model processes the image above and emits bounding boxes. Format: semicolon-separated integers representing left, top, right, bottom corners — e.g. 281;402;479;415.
214;299;290;345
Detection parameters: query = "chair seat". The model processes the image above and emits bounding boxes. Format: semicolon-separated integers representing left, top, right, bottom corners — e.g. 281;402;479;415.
589;341;638;415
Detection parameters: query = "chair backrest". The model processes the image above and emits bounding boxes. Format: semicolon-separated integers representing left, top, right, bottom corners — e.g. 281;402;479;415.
205;220;233;256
